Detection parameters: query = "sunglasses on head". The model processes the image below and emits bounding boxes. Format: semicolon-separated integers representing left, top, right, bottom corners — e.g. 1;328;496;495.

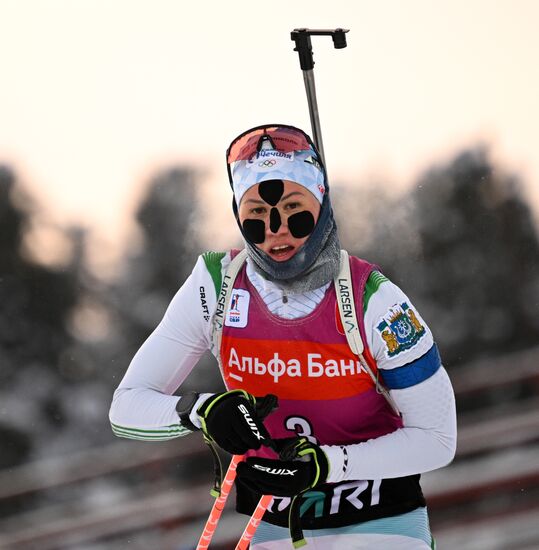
226;124;320;165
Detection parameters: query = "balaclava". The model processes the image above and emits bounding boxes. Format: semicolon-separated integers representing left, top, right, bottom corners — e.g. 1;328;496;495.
226;124;340;293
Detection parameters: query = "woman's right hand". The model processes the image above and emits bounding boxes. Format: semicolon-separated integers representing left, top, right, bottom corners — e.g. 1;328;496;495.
197;390;278;454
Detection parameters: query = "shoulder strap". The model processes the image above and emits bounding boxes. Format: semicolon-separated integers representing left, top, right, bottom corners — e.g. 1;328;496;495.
211;249;248;357
334;250;364;355
334;250;400;415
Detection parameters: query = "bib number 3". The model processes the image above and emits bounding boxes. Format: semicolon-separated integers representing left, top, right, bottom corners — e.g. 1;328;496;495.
285;416;317;444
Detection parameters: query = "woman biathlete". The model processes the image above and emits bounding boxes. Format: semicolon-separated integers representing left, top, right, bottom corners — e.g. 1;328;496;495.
110;124;456;549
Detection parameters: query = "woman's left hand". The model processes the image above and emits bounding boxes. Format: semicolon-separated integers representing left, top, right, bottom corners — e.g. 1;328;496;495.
236;437;329;496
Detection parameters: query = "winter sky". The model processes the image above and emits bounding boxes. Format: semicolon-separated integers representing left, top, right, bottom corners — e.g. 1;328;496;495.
1;1;538;271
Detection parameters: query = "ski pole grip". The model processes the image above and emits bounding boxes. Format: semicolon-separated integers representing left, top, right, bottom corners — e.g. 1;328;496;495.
291;28;349;70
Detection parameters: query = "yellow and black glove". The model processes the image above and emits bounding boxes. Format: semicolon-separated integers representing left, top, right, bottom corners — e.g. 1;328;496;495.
197;389;277;454
236;436;329;496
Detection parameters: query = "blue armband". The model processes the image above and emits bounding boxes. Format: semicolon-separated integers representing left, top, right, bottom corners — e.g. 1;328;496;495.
380;344;441;390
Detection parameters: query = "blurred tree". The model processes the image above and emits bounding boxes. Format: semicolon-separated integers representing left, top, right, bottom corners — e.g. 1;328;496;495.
136;167;201;294
408;148;539;364
0;166;80;467
335;147;539;367
106;166;219;389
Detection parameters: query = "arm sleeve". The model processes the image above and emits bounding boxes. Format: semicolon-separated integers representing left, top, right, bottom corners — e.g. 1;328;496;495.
323;274;457;482
108;254;219;441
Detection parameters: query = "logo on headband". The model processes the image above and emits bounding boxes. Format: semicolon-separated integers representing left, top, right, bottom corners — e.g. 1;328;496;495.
248;150;295;164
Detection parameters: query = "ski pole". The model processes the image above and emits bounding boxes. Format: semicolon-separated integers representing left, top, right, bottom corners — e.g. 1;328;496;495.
196;396;278;548
235;494;273;550
196;454;242;550
290;28;349;166
196;455;272;549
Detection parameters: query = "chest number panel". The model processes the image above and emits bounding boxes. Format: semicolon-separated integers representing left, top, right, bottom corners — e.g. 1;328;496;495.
285;415;317;444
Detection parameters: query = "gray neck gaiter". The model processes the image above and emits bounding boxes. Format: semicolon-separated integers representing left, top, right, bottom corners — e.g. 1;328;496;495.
241;195;341;293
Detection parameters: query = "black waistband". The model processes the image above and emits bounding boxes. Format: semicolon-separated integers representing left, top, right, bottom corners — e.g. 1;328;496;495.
235;474;426;530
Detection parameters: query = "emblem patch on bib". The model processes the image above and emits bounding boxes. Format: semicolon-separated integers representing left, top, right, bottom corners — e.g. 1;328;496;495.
376;302;425;357
225;289;250;328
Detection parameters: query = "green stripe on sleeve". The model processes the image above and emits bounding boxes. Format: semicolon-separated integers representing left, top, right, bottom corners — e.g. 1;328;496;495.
110;423;187;435
202;251;226;297
112;430;181;442
111;422;190;441
363;271;389;313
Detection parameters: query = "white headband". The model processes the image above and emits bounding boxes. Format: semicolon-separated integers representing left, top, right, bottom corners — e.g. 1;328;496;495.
230;148;326;205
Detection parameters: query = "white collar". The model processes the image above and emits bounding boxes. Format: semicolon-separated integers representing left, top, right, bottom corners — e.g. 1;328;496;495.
245;257;330;296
